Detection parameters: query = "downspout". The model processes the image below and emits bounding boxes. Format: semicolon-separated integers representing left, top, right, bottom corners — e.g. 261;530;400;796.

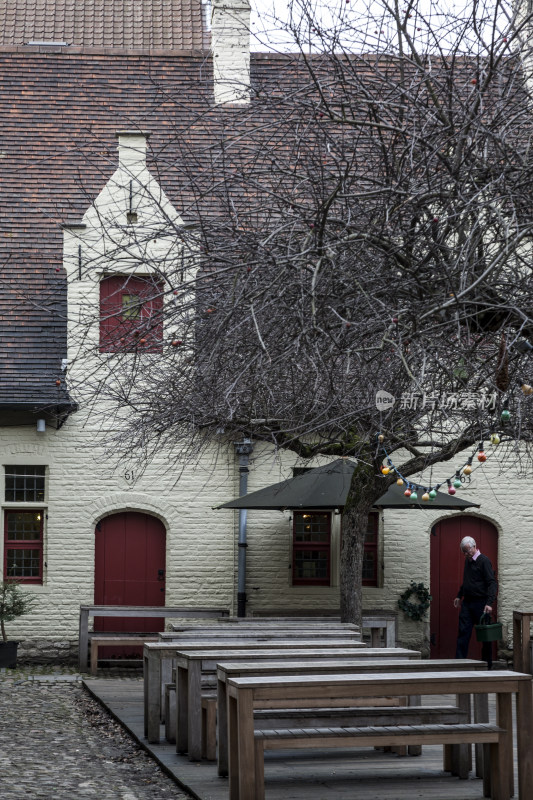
234;438;253;617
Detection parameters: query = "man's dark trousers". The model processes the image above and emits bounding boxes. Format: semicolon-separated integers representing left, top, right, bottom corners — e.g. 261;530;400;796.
456;600;493;668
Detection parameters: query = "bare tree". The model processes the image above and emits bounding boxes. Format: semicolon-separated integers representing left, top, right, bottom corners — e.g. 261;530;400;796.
68;0;533;624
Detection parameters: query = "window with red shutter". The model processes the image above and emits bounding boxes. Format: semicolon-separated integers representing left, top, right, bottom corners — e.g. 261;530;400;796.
100;275;164;352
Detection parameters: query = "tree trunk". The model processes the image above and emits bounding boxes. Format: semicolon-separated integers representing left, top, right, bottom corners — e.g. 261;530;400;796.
340;461;379;628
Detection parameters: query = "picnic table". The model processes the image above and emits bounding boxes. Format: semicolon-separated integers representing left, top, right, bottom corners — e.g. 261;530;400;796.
226;669;533;800
172;647;420;760
218;655;489;775
143;639;367;744
247;611;397;647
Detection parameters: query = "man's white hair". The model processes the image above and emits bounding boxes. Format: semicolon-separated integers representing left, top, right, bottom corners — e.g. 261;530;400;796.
460;536;476;550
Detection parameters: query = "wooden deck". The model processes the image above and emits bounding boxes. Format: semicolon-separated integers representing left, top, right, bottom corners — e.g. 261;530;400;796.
83;676;521;800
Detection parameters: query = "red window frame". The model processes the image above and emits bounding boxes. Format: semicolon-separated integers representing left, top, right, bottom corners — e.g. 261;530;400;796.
362;512;379;587
99;275;164;353
292;511;331;586
4;509;44;584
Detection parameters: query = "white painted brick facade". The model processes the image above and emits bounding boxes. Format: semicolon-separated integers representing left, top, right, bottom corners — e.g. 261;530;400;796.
211;0;251;105
0;423;528;655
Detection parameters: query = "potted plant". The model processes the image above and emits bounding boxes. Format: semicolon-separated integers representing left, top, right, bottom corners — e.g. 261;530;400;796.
0;580;36;668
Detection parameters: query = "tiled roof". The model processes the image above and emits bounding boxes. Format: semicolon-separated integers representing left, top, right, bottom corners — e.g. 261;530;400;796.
0;0;209;50
0;50;284;409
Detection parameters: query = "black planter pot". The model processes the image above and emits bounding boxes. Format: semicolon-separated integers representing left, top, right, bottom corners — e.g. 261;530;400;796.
0;641;19;668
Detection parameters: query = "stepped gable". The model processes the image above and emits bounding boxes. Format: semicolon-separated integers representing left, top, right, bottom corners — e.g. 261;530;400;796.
0;48;292;411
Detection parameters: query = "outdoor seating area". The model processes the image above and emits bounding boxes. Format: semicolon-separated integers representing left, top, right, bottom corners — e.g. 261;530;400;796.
82;610;533;800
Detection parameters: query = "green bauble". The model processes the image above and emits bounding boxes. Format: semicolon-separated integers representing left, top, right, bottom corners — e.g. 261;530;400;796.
429;489;437;499
410;491;418;500
453;479;462;489
501;409;511;422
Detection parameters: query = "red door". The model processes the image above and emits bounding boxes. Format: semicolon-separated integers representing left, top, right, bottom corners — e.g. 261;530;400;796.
94;512;166;655
430;515;498;659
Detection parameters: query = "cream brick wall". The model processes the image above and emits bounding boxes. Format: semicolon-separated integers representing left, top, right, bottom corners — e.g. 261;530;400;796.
1;421;527;656
211;0;251;105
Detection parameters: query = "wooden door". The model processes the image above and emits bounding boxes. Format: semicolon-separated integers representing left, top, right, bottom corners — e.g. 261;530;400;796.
430;515;498;659
94;512;166;654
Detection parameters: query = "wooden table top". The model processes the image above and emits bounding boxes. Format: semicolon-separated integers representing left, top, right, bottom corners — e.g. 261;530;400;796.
173;646;418;662
144;639;367;652
227;669;531;696
216;657;484;677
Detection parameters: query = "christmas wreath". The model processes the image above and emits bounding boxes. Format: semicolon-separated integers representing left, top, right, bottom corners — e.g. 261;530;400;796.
398;581;432;621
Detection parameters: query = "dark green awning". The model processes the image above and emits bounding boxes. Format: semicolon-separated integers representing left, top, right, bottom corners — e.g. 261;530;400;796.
215;458;479;511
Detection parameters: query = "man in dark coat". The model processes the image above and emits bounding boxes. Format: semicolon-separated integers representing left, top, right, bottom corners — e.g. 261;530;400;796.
454;535;498;668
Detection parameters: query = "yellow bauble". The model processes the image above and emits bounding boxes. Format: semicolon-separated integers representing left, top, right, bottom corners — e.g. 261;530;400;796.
463;465;472;475
490;434;500;445
381;466;390;475
422;492;430;501
396;478;404;486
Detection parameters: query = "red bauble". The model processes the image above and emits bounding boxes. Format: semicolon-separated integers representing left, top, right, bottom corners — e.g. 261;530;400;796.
404;488;412;497
448;486;456;495
477;451;487;462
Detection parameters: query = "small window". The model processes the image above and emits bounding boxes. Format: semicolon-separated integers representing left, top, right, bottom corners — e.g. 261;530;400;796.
121;294;142;319
100;275;163;352
4;510;44;583
363;512;379;587
5;466;46;502
292;511;331;585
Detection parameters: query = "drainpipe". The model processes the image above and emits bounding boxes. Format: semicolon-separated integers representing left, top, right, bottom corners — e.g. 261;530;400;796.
234;438;253;617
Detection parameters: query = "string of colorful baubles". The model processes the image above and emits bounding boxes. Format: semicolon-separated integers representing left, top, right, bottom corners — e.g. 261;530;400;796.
376;408;512;501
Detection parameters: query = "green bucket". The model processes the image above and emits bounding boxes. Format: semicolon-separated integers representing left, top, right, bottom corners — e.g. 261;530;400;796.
475;614;502;643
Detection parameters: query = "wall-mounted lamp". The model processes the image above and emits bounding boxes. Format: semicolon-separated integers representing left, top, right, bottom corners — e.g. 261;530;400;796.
36;419;46;433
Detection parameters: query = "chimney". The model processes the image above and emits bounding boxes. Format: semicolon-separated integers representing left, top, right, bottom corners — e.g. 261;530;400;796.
115;130;151;174
211;0;251;105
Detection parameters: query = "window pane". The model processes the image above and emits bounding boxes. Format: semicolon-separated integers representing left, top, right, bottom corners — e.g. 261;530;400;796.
6;549;41;577
5;511;43;540
4;466;45;502
294;512;329;542
362;551;376;581
294;550;329;579
122;294;141;319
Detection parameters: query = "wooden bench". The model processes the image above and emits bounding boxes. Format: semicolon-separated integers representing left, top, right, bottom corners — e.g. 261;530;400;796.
90;635;159;675
226;670;533;800
78;605;229;671
253;723;502;800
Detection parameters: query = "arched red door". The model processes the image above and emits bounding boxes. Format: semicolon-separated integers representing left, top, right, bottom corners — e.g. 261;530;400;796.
430;515;498;659
94;511;166;642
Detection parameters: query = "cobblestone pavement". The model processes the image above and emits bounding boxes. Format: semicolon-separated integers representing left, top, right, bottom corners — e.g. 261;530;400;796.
0;667;192;800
